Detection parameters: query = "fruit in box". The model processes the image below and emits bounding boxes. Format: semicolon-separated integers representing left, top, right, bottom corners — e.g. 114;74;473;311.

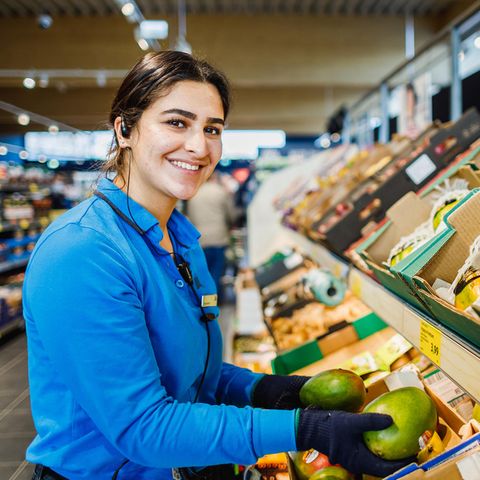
299;369;366;412
291;450;331;480
308;466;353;480
363;387;437;460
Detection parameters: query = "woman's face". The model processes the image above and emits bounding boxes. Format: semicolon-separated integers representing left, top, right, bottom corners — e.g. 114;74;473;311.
117;80;225;203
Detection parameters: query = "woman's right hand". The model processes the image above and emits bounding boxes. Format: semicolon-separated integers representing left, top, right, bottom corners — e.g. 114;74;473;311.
296;409;415;477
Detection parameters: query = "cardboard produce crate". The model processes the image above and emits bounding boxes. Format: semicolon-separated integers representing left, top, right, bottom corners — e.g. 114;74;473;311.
310;109;480;255
397;190;480;347
271;313;387;375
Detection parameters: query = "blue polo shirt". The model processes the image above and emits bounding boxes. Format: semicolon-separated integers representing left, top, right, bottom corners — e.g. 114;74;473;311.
23;178;296;479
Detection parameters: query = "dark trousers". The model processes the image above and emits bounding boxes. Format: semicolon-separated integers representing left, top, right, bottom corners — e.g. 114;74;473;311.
32;465;67;480
203;246;226;302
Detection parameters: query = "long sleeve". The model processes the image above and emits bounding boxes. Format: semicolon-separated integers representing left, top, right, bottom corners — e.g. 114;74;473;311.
24;223;297;470
216;362;265;406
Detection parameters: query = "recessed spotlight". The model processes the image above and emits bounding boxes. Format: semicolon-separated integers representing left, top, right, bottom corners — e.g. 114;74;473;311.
23;77;36;89
0;146;7;155
458;50;465;62
17;113;31;126
38;155;47;163
121;2;135;16
474;36;480;49
19;150;29;160
48;124;59;134
331;132;341;142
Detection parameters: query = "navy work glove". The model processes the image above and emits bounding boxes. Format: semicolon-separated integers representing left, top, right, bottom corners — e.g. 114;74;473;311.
296;409;415;477
251;374;309;409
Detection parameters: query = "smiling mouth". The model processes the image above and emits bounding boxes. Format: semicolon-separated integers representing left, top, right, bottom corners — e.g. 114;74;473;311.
169;160;202;171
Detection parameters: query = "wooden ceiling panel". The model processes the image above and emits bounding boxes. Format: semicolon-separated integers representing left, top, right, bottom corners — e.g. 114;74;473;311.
0;0;465;17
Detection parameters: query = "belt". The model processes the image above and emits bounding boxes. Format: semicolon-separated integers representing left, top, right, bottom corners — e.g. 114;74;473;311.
33;465;68;480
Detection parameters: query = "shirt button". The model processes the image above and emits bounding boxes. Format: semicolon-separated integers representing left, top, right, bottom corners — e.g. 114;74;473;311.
176;279;185;288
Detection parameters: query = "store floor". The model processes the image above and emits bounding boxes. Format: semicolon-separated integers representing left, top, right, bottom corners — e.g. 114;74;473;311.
0;332;34;480
0;304;236;480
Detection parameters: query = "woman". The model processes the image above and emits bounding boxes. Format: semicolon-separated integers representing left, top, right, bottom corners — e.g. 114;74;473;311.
25;51;410;480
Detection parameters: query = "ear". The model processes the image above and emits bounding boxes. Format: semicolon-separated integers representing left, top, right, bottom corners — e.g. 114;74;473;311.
114;116;129;148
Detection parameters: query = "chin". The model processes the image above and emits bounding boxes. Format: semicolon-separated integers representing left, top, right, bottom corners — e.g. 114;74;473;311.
173;186;200;202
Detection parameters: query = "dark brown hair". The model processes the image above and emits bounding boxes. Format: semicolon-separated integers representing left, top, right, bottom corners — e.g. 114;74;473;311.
103;50;231;178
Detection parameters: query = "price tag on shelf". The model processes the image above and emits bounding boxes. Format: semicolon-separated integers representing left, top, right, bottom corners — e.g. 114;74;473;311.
419;320;442;365
350;274;363;298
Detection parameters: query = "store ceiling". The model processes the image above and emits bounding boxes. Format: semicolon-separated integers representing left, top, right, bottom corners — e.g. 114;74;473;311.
0;0;477;135
0;0;464;17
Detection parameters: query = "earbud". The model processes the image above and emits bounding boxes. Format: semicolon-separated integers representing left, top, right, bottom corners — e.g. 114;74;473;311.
120;117;130;138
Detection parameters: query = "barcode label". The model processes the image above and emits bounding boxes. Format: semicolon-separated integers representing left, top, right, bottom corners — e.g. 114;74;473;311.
423;369;465;403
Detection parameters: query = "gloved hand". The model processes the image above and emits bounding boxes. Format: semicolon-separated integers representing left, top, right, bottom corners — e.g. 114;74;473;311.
296;409;415;477
251;374;309;410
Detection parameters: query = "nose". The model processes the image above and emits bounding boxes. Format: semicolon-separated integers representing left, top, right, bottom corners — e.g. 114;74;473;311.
185;129;208;158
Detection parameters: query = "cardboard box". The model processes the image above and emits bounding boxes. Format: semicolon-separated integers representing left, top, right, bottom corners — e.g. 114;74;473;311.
385;434;480;480
397;189;480;347
286;373;471;480
355;145;480;312
271;313;387;375
311;109;480;254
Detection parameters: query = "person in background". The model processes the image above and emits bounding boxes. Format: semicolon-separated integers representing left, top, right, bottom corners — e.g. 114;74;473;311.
187;171;237;303
24;50;411;480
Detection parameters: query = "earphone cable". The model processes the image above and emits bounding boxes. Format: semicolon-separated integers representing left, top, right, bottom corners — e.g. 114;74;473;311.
125;154;144;235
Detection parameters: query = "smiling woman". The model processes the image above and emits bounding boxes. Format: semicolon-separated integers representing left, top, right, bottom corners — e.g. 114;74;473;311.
23;51;409;480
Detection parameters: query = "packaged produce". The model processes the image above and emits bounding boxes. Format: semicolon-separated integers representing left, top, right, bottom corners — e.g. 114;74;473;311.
429;179;470;232
387;223;432;267
447;234;480;314
303;269;346;307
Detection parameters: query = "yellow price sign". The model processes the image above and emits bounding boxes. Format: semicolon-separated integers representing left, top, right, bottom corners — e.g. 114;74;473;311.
419;320;442;365
350;272;363;298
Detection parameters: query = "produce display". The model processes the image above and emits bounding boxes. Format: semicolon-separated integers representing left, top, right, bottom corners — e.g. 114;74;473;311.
270;292;371;350
386;179;472;268
299;369;366;412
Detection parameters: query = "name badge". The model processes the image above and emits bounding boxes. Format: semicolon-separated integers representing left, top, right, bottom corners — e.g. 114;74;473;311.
201;294;218;307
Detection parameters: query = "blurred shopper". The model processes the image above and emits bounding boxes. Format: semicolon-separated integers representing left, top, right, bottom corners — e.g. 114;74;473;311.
187;171;236;303
24;51;411;480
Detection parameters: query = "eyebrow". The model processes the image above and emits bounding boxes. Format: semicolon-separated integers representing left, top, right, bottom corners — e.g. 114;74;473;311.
162;108;225;126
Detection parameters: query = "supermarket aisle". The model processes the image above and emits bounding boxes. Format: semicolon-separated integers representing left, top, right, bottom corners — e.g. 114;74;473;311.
0;332;35;480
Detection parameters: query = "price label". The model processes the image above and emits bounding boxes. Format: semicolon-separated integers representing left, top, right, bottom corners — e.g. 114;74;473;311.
419;320;442;365
350;274;363;298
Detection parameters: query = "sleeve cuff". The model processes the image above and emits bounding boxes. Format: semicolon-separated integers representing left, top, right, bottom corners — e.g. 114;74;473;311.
252;408;297;457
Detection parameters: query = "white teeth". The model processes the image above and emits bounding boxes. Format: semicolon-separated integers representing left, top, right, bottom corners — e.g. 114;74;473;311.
170;160;199;171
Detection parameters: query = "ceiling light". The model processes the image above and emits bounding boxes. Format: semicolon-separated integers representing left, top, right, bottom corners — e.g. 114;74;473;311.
19;150;29;160
138;20;168;40
137;38;149;51
48;124;59;134
17;113;31;126
47;159;60;169
458;50;465;62
121;2;135;16
23;77;36;89
474;35;480;49
0;146;7;155
38;155;47;163
331;132;341;142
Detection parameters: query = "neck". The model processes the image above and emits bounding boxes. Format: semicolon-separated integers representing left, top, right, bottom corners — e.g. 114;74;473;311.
113;175;176;232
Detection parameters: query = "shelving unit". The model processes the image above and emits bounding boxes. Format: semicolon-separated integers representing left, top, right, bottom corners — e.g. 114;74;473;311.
288;233;480;403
